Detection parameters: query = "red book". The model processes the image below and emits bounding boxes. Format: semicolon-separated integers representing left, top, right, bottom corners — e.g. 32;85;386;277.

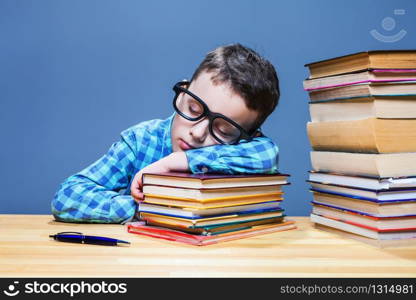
127;220;296;246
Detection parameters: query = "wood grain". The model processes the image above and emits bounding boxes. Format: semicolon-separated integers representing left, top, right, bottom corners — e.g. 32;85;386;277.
1;215;415;277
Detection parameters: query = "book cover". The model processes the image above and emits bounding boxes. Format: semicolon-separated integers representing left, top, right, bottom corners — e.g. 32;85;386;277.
138;204;283;220
312;204;416;231
142;172;290;189
143;195;283;210
137;201;282;218
144;216;285;235
307;81;416;102
310;200;416;218
309;185;416;202
139;210;284;228
126;220;297;246
304;50;416;79
303;69;416;91
310;214;416;240
142;184;284;201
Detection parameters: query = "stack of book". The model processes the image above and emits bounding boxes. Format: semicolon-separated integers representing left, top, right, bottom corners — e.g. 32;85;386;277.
127;172;296;246
303;50;416;246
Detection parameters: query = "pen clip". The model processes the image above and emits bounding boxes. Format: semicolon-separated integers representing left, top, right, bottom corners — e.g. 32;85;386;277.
56;232;83;235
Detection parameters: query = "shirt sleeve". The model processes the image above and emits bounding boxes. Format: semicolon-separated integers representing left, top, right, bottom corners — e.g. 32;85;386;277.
185;135;279;175
51;128;139;224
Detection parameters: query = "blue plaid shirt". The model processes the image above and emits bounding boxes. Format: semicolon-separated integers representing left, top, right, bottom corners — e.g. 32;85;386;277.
51;113;279;224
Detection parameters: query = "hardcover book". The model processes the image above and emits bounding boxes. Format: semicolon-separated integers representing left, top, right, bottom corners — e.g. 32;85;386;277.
311;191;416;218
309;96;416;122
307;81;416;102
142;172;289;189
308;171;416;190
310;151;416;178
305;50;416;79
311;214;416;240
139;209;284;228
307;118;416;153
312;204;416;231
127;220;297;246
303;69;416;91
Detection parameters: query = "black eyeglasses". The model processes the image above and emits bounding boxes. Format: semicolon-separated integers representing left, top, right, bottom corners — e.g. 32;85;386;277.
172;81;256;145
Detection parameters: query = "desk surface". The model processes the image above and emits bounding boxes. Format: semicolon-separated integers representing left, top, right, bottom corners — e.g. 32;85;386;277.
1;215;415;277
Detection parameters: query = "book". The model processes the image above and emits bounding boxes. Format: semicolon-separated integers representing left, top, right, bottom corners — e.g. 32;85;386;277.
307;81;416;102
312;204;416;231
310;214;416;240
138;201;282;218
143;194;283;209
309;181;416;201
307;118;416;153
309;96;416;122
305;50;416;79
305;51;416;246
142;172;289;189
308;171;416;190
142;184;284;201
314;223;416;248
310;151;416;178
139;209;284;228
311;191;416;217
303;69;416;91
127;220;297;246
144;216;285;235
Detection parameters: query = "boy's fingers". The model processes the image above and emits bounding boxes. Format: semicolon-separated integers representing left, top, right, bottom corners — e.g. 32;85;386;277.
137;192;144;200
136;173;143;189
133;191;143;199
132;192;144;204
131;187;140;199
131;171;144;201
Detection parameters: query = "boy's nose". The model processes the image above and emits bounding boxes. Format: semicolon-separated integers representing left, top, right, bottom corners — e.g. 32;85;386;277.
189;118;209;143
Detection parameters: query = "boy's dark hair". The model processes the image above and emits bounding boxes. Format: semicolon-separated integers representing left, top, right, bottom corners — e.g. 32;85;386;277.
190;43;280;132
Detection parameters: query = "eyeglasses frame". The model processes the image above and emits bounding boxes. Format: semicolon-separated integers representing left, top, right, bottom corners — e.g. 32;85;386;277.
172;81;256;145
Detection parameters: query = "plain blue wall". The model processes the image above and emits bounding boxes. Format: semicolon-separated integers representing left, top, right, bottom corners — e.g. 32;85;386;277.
1;0;415;216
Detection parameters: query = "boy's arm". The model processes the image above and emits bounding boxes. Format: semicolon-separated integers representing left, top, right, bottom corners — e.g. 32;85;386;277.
130;136;278;202
130;151;189;202
51;129;139;224
185;135;279;174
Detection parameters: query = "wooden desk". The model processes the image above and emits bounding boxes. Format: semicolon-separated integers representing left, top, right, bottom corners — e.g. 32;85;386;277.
1;215;415;277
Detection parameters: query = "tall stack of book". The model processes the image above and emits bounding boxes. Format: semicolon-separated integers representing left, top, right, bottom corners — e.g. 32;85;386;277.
303;50;416;247
127;172;296;246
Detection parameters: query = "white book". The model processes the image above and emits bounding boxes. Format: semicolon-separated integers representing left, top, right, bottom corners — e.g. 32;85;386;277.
309;182;416;201
309;171;416;190
311;214;416;240
311;151;416;178
309;96;416;122
312;205;416;231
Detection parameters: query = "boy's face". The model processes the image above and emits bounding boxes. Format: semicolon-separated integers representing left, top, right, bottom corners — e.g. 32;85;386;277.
171;71;258;152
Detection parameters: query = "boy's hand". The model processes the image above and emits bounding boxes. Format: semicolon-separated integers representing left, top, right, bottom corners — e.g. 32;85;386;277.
130;151;189;203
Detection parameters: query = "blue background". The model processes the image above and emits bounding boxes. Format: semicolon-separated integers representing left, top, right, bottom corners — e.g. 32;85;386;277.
1;0;415;216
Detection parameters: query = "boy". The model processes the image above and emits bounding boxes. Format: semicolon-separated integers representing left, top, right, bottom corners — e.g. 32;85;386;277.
52;43;280;224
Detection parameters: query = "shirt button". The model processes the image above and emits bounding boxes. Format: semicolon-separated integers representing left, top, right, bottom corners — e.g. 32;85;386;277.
201;167;208;173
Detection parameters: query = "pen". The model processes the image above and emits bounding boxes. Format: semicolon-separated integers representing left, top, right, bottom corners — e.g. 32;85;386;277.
49;232;130;246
